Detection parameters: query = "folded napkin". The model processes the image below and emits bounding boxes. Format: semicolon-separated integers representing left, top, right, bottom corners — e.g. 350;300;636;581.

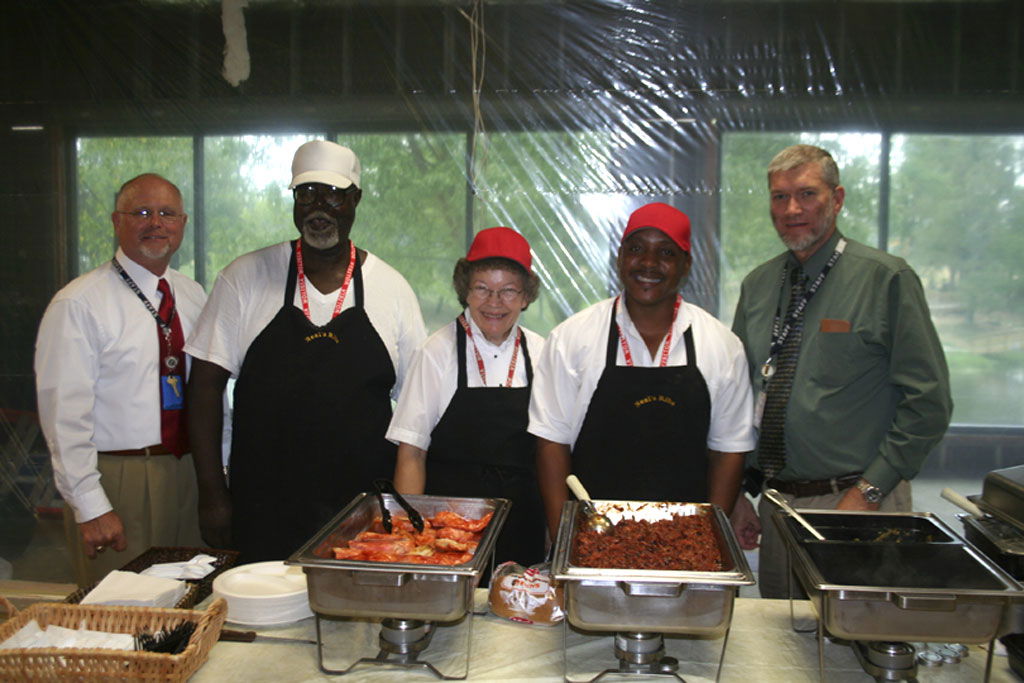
81;570;187;608
0;620;134;650
141;553;218;580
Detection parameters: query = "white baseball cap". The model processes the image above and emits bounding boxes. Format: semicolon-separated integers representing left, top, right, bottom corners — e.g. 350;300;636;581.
289;140;361;190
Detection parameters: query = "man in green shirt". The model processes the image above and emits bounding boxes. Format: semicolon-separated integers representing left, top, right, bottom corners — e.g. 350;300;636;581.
731;144;952;599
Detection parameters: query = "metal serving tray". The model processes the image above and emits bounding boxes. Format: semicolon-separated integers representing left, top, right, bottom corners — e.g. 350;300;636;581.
774;509;1024;643
286;493;509;622
970;465;1024;533
552;500;753;636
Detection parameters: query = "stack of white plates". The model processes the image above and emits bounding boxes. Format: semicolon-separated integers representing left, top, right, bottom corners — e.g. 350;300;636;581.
211;561;314;626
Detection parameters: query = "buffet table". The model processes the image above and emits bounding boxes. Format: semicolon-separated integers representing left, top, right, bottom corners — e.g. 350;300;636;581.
192;593;1018;682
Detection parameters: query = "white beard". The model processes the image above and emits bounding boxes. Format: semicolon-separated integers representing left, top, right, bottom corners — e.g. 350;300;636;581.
301;211;340;250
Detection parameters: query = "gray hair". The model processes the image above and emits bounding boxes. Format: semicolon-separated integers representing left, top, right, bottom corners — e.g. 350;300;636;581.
767;145;840;189
452;257;540;310
114;173;183;209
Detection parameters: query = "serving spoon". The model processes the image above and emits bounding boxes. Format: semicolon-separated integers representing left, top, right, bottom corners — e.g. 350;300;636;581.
763;487;825;541
566;474;614;535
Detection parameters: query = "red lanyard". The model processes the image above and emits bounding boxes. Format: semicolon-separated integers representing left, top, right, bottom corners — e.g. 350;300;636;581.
457;314;521;387
295;240;356;323
615;294;682;367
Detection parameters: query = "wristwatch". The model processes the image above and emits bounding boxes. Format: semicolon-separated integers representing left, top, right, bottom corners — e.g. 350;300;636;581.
855;479;884;504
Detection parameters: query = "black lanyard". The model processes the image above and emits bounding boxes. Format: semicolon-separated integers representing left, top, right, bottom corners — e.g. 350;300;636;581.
761;238;846;379
111;257;175;346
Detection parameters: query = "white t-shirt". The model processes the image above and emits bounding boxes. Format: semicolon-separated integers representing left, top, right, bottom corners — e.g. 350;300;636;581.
185;241;427;402
386;312;545;451
528;295;756;453
35;249;207;522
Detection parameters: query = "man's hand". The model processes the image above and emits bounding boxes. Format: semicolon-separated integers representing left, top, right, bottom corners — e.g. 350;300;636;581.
198;492;233;549
79;511;127;558
729;494;761;550
836;485;881;511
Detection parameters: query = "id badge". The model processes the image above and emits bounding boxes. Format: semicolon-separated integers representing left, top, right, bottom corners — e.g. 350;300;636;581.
161;374;184;410
754;387;767;429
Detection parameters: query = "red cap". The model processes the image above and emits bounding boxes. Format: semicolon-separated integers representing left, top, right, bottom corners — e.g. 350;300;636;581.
622;203;691;252
466;227;532;272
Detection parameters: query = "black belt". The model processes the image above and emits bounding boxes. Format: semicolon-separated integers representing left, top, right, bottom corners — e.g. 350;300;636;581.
766;473;861;497
98;445;173;456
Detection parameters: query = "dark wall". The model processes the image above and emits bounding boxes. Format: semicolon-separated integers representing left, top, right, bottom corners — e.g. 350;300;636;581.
1;0;1022;413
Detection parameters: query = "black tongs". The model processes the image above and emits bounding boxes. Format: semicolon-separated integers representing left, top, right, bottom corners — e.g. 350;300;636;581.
373;478;425;533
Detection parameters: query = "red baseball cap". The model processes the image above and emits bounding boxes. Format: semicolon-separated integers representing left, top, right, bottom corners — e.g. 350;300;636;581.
466;227;532;272
622;203;691;252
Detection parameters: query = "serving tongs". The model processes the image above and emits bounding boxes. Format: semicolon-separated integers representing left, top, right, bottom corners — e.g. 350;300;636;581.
764;487;825;541
373;478;425;533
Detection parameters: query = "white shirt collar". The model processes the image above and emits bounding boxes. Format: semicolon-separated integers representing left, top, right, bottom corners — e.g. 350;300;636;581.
613;292;691;358
462;308;520;353
114;247;164;298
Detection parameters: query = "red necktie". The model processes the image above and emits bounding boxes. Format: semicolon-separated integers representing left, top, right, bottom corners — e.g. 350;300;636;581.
157;278;189;457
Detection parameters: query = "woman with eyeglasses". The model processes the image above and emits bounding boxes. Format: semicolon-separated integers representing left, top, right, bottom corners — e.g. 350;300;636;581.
386;227;546;573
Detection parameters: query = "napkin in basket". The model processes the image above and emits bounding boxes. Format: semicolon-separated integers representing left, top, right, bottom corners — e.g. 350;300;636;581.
80;570;187;608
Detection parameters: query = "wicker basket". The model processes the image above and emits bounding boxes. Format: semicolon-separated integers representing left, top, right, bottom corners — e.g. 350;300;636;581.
0;596;227;681
66;547;239;609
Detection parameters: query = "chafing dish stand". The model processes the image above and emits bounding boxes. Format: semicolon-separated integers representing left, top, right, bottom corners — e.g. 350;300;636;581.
773;508;1024;682
288;492;511;679
553;500;755;682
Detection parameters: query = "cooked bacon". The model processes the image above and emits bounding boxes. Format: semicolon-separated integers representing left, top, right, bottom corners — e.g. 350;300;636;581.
328;511;490;566
436;527;476;542
433;537;469;552
431;510;493;532
349;537;413;554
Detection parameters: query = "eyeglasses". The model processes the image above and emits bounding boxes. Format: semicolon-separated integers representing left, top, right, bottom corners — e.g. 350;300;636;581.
293;183;358;208
468;285;523;303
115;209;185;224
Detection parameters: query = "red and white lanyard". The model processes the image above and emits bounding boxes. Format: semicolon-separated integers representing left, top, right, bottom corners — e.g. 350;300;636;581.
615;294;682;368
295;240;356;323
457;314;521;387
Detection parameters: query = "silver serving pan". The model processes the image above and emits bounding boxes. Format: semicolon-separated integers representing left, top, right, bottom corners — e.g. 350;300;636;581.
773;509;1024;643
969;465;1024;533
286;492;510;622
552;500;754;636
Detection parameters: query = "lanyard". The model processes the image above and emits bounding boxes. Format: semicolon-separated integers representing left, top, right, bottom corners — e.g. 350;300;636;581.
457;314;521;387
112;258;173;335
111;258;179;370
761;238;847;379
295;239;356;323
615;294;682;368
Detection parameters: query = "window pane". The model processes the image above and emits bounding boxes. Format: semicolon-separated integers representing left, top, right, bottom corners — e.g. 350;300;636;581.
337;133;468;333
889;134;1024;426
476;130;621;337
76;137;193;276
203;134;319;281
719;132;881;325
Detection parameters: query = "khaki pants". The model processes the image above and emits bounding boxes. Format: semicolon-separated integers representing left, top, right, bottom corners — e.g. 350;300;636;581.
756;479;912;599
65;452;203;587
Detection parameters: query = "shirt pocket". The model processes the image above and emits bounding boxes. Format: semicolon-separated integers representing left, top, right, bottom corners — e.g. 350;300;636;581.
804;329;882;387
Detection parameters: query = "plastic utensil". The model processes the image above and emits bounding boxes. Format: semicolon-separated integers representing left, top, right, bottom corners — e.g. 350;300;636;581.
565;474;614;535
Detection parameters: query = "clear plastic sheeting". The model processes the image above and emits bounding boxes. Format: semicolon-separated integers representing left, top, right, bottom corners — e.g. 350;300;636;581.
1;0;1022;581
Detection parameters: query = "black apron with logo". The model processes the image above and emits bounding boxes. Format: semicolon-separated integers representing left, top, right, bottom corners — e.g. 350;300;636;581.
229;241;397;562
571;307;712;502
425;322;546;571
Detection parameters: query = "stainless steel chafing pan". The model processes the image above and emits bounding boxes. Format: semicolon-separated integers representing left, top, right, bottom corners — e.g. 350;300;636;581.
287;492;509;622
773;509;1024;643
552;500;753;636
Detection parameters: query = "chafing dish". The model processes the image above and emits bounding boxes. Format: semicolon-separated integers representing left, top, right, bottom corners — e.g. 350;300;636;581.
287;492;510;621
552;500;754;637
773;509;1024;644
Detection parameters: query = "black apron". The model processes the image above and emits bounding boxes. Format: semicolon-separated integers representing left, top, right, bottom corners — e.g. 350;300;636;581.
571;305;712;502
229;241;397;563
426;322;546;571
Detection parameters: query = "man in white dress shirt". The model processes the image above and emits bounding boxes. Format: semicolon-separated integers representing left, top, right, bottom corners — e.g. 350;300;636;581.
35;173;205;584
